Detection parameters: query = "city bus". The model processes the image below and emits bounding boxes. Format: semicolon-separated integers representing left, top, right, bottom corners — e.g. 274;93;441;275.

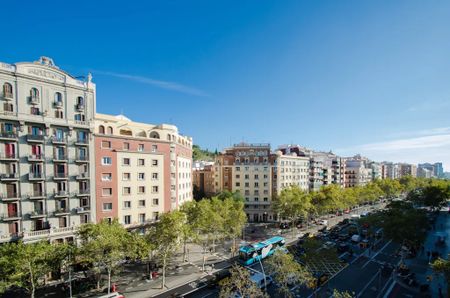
238;236;287;266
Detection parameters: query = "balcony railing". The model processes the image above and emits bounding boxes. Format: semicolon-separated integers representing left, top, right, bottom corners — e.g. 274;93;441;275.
53;154;68;162
0;212;21;221
26;192;45;199
75;155;89;162
0;173;19;181
28;154;44;161
0;152;17;160
54;208;70;216
51;136;66;144
27;134;45;142
29;210;45;218
53;172;68;179
76;189;90;196
76;206;90;214
75;138;88;145
0;193;19;201
54;190;68;197
76;104;84;111
76;172;89;180
0;131;18;140
30;96;39;104
28;172;44;180
3;92;13;100
54;101;63;108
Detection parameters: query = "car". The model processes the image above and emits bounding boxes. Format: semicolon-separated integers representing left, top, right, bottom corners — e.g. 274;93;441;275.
279;222;290;229
97;292;125;298
337;243;349;253
323;241;336;249
250;273;273;288
351;235;361;243
338;233;349;241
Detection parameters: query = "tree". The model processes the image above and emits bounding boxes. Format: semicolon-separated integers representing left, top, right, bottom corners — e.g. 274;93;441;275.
219;265;268;298
0;241;64;298
77;219;131;293
332;289;355;298
273;186;312;235
265;251;314;298
221;196;247;256
375;178;402;199
432;255;450;288
151;210;186;289
407;179;450;211
128;231;156;279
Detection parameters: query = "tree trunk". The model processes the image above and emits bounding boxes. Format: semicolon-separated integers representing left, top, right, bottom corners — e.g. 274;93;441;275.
161;255;166;289
28;263;35;298
182;237;187;262
107;267;111;294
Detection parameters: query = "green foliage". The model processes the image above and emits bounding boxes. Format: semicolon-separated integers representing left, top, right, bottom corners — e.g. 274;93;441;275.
273;186;312;229
432;255;450;286
193;144;217;161
0;241;66;297
406;179;450;210
219;265;268;298
332;289;355;298
266;251;314;297
77;219;131;291
374;178;402;198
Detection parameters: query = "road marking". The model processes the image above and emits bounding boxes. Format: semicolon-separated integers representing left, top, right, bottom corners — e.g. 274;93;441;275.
362;240;392;269
357;269;380;297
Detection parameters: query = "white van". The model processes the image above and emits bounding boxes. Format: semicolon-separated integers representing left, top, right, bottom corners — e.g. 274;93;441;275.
351;234;361;243
250;273;273;288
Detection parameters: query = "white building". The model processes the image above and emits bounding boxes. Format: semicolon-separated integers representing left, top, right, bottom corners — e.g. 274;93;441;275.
0;57;96;243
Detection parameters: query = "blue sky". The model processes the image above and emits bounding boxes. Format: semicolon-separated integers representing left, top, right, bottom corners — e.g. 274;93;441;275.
2;1;450;170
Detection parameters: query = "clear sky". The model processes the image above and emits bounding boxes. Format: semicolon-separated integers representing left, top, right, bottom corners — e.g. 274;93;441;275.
2;1;450;170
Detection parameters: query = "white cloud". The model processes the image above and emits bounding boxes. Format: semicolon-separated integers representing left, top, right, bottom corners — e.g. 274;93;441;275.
336;130;450;171
92;70;209;97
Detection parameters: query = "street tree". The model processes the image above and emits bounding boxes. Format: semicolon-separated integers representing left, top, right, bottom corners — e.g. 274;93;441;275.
0;240;63;298
332;289;355;298
265;251;314;298
77;219;131;293
273;186;312;235
375;178;402;199
128;231;156;278
407;179;450;211
432;255;450;288
220;196;247;255
219;265;268;298
150;210;186;289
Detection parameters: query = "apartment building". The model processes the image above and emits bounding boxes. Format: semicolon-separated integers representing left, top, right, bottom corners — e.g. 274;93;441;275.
192;161;215;199
273;150;309;193
0;57;95;243
214;143;275;222
398;163;417;178
344;157;372;187
94;113;192;227
382;162;399;179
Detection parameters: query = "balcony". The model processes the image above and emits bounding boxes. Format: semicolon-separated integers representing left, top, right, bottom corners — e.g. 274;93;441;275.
28;154;44;162
0;193;19;202
51;136;66;145
3;92;13;101
74;155;89;163
27;134;45;143
0;152;18;162
53;172;68;180
75;138;88;146
54;208;70;216
26;192;45;200
76;103;84;111
54;101;63;108
53;154;68;163
0;212;21;221
75;206;90;214
76;172;89;180
0;173;19;181
0;131;18;141
28;173;44;181
30;96;39;105
54;190;69;198
76;189;90;197
29;210;45;219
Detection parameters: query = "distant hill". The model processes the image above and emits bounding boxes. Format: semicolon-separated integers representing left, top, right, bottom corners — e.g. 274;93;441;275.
193;145;217;161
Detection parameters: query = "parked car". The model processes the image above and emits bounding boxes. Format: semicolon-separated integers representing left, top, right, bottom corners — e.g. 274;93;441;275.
351;235;361;243
320;220;328;226
337;243;349;253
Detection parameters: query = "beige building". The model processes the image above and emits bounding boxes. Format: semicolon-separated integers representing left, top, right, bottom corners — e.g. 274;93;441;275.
273;150;309;193
94;113;192;227
0;57;96;243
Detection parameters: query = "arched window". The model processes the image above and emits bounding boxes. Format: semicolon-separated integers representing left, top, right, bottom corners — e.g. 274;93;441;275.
30;88;39;100
107;126;113;134
136;130;146;137
99;125;105;134
3;83;12;98
77;96;84;105
54;92;63;105
149;131;160;139
167;134;171;141
120;129;132;136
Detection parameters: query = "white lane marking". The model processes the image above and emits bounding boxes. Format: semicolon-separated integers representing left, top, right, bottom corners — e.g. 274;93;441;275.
362;240;392;269
357;270;380;297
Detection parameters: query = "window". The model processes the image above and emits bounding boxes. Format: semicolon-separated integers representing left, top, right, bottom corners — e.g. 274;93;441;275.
138;173;145;180
254;182;259;187
138;159;145;166
236;167;240;171
254;174;259;179
74;114;85;121
152;186;159;193
139;214;146;223
138;200;146;207
99;125;105;134
138;186;145;194
101;141;111;148
124;201;131;208
123;142;130;150
102;173;112;181
3;83;13;97
76;96;84;106
103;203;112;210
245;174;249;179
102;157;112;165
123;187;131;195
30;107;40;115
123;173;131;180
152;212;159;220
107;126;113;134
152;159;158;166
152;198;159;206
236;182;240;187
54;92;62;104
124;215;131;225
30;88;39;101
236;174;240;179
138;144;144;152
123;158;130;166
152;173;158;180
151;145;157;152
102;188;112;196
55;110;63;118
3;103;13;112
